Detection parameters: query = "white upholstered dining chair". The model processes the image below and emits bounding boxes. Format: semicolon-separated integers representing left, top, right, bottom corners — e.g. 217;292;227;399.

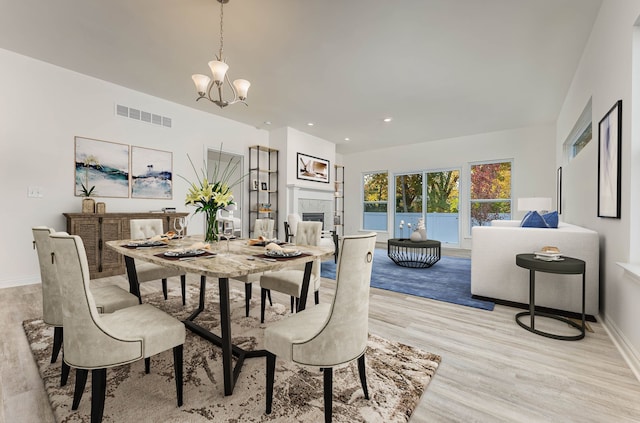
254;218;274;239
50;232;185;423
32;226;139;388
259;221;322;323
264;232;377;422
130;219;187;304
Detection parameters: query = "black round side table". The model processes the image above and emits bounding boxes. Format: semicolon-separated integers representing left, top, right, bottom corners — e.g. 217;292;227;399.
515;253;586;341
387;238;441;268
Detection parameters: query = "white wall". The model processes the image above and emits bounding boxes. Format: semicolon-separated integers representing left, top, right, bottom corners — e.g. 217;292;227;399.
270;127;337;230
341;125;557;249
555;0;640;377
0;48;268;288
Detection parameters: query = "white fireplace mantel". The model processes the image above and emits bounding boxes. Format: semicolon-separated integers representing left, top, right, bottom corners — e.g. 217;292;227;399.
286;184;336;229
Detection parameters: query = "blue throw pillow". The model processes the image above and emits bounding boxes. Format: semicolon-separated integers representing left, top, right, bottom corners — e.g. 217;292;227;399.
520;211;547;228
542;211;559;228
520;210;559;228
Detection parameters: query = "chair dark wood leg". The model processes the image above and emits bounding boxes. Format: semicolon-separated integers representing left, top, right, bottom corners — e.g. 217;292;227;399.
145;357;150;374
290;296;295;313
51;326;63;363
295;297;299;312
357;354;369;400
267;290;272;306
261;288;268;323
314;290;320;305
266;352;276;414
91;368;107;423
245;282;252;317
162;278;168;300
72;368;88;410
180;275;186;306
323;367;333;423
61;360;70;386
173;345;183;407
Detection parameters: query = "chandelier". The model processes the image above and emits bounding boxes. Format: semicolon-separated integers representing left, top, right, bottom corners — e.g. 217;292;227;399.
192;0;250;108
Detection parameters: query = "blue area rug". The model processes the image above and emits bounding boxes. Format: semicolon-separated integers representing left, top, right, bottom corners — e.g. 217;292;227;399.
321;248;494;311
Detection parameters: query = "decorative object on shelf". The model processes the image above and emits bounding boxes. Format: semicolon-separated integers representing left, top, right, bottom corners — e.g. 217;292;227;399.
81;198;95;214
297;152;330;183
597;99;622;218
180;150;243;243
74;136;130;198
131;146;173;199
252;179;258;190
259;203;272;212
191;0;250;108
417;218;427;240
261;182;268;191
96;202;106;214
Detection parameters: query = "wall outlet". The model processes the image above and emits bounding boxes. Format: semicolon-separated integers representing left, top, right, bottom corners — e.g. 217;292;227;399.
27;186;43;198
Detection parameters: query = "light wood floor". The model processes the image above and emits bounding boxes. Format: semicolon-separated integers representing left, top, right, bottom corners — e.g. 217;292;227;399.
3;253;640;422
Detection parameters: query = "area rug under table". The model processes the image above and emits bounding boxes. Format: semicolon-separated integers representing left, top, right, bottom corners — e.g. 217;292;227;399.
322;248;494;311
23;285;441;422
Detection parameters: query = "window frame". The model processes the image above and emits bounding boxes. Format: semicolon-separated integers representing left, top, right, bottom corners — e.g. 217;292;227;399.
362;170;389;232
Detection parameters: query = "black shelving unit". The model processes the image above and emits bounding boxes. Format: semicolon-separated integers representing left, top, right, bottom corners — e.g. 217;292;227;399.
333;164;344;236
248;145;279;238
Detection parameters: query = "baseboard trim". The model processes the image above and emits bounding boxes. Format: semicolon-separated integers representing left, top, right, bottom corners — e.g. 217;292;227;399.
601;313;640;383
471;295;597;322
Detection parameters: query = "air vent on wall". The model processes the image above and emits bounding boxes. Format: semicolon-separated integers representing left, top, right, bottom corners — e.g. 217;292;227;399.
115;104;172;128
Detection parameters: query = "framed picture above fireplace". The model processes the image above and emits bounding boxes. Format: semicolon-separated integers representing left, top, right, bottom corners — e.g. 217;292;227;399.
297;153;330;183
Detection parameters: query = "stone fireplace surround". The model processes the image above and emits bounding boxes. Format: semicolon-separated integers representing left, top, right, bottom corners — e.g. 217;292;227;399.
286;184;335;232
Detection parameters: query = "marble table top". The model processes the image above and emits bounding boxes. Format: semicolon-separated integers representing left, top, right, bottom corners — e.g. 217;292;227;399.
106;236;334;279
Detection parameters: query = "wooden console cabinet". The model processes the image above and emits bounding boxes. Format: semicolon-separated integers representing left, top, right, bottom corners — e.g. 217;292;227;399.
63;212;189;279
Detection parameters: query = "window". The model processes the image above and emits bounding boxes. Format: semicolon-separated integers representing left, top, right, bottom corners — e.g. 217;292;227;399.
564;98;592;160
470;161;512;229
363;171;388;230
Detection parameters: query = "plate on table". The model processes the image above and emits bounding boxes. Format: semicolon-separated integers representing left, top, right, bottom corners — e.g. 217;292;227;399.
265;250;302;258
164;249;206;258
127;240;167;248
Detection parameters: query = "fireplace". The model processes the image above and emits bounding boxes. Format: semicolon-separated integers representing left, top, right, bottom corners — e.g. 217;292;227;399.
302;212;325;230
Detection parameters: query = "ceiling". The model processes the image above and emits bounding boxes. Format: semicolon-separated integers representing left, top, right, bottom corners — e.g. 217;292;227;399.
0;0;601;154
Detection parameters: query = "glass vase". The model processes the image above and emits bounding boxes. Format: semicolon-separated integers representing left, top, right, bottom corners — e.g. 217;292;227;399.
205;209;219;243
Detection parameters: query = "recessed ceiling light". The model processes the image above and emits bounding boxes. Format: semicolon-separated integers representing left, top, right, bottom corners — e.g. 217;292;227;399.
307;122;314;126
264;121;272;125
344;137;350;141
383;117;393;123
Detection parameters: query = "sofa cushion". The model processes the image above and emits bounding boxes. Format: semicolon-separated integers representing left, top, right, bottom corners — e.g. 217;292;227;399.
543;211;559;228
520;211;558;228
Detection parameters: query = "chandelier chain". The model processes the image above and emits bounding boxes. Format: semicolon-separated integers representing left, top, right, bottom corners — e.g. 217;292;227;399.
219;0;224;59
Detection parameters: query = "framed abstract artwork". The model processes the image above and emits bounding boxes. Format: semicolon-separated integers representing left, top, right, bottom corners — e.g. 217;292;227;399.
297;152;330;183
557;167;562;215
597;100;622;218
74;136;130;198
130;146;173;199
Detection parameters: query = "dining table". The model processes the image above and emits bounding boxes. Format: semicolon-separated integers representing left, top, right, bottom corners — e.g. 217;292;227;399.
106;235;334;396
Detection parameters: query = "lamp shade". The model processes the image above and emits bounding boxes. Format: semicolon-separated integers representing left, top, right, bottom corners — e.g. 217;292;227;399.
208;60;229;84
232;79;250;100
517;197;552;211
192;74;211;95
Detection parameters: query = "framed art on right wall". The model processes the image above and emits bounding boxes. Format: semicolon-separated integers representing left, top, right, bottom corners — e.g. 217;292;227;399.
597;100;622;218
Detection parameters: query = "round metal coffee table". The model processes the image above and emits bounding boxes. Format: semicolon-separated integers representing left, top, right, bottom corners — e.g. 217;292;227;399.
387;238;441;268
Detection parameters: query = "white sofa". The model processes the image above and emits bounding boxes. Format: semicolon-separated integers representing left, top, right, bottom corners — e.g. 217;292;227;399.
471;220;599;315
